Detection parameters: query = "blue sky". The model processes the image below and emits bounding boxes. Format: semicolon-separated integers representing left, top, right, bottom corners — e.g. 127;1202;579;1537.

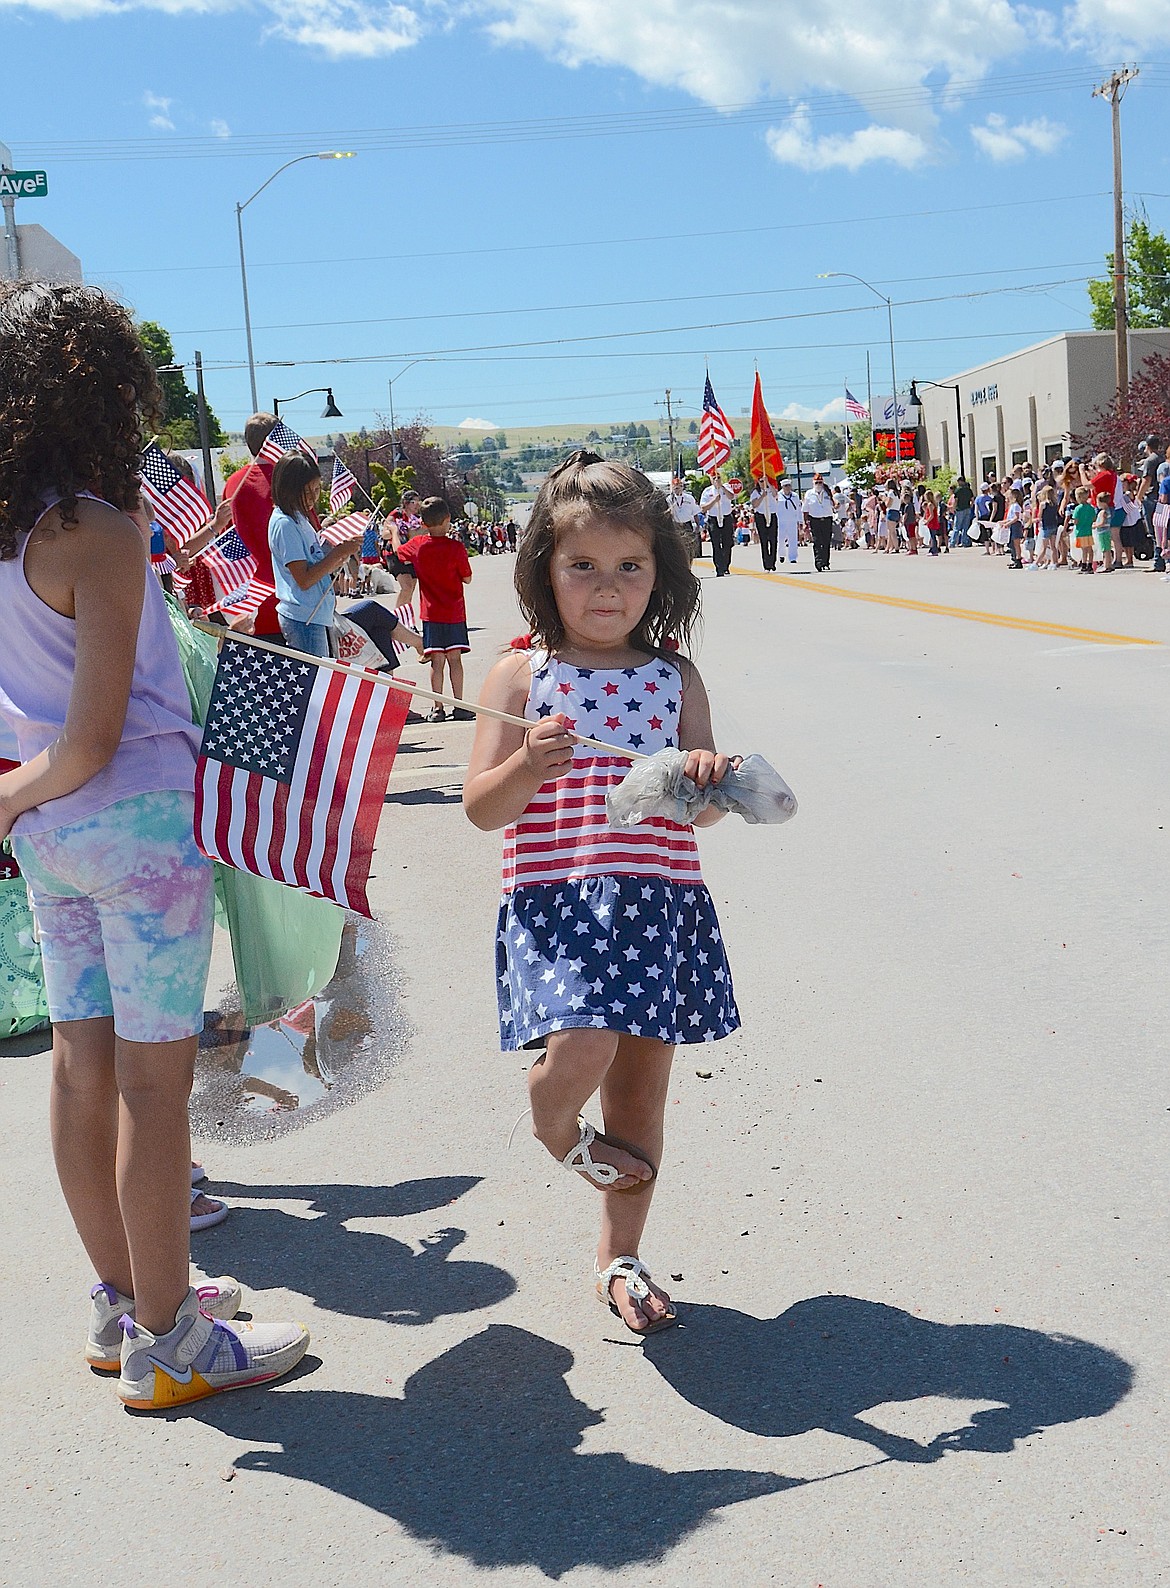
5;0;1169;434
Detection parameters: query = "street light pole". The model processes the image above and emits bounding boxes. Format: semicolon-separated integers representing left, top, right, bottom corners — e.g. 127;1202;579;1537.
235;151;355;414
820;271;902;466
910;379;965;479
386;359;423;466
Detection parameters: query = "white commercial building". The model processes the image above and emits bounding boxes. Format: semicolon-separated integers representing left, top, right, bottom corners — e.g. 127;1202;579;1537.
916;329;1170;482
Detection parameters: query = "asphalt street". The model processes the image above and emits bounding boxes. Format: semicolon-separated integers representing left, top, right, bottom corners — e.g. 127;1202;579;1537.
1;544;1167;1586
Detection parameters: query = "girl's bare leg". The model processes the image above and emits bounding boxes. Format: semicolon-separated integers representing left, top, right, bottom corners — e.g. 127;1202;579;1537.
50;1017;129;1293
598;1034;677;1330
115;1034;196;1334
528;1029;652;1189
50;1022;194;1334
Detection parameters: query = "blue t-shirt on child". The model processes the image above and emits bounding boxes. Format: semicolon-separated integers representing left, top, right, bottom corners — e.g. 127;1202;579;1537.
269;509;334;626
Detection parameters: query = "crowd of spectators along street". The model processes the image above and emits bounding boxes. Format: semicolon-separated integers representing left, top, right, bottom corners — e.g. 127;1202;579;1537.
666;437;1170;578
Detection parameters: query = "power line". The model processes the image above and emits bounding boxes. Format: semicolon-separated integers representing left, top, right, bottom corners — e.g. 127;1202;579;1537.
185;325;1084;376
21;64;1160;166
170;261;1105;339
92;191;1125;278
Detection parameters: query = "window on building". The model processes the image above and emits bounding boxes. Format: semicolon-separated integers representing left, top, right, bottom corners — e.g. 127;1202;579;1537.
981;455;997;482
1044;442;1064;464
1011;449;1029;468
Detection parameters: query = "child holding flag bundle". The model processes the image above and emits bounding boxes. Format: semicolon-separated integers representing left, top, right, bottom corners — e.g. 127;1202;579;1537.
464;452;740;1336
0;282;309;1410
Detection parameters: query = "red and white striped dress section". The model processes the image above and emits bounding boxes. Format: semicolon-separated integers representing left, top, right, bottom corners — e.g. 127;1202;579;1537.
500;651;702;893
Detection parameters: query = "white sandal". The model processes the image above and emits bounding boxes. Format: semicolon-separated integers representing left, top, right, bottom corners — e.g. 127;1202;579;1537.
561;1117;654;1189
595;1255;678;1335
190;1187;229;1231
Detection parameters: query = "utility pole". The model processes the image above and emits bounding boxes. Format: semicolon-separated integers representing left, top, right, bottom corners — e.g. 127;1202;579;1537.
193;350;217;508
664;388;676;474
0;143;22;281
1093;65;1139;408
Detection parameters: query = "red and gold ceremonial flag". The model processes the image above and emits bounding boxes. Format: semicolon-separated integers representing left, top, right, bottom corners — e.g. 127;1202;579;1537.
749;372;784;485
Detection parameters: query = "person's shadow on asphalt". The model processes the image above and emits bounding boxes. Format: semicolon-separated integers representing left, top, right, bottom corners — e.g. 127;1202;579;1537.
201;1176;516;1325
640;1294;1133;1463
198;1323;795;1575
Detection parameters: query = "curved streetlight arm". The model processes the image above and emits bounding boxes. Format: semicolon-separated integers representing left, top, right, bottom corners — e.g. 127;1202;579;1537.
238;152;351;214
819;270;901;464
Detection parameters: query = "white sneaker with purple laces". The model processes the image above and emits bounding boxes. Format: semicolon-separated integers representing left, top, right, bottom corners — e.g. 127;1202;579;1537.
117;1287;309;1410
86;1276;243;1372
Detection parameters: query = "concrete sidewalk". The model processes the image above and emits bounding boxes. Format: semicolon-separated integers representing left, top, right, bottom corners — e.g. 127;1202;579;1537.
1;548;1165;1586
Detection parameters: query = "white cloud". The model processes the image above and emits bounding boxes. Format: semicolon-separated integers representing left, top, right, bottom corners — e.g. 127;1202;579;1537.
766;106;930;172
1064;0;1170;50
458;416;501;429
779;398;848;423
210;118;231;138
477;0;1032;127
142;89;174;131
970;111;1067;161
266;0;428;56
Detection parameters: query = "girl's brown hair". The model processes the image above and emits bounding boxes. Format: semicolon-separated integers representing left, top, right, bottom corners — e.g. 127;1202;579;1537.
515;450;700;655
271;452;322;517
0;282;163;559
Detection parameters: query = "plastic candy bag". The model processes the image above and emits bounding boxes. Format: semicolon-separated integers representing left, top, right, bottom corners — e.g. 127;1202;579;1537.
605;749;797;828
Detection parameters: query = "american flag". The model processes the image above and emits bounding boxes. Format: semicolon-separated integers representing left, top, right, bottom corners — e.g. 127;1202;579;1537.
697;374;735;475
194;639;411;916
199;527;257;602
212;575;277;620
329;456;358;514
391;602;418;656
139;443;211;547
319;509;370;548
844;388;869;420
258;420;318;465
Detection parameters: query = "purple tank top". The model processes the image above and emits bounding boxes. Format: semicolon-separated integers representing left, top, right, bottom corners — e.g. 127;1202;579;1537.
0;494;201;836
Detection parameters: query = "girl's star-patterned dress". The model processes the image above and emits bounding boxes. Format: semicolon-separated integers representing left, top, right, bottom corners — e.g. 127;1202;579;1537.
496;651;740;1051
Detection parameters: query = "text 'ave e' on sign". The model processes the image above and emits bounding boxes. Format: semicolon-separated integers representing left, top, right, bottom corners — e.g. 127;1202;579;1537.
0;171;48;199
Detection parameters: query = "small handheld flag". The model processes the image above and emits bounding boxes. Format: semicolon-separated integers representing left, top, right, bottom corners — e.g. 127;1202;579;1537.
194;639;411;916
258;420;318;465
329;456;358;514
139;442;211;547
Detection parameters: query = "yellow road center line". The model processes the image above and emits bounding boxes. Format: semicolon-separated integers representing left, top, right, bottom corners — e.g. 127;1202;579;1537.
696;560;1161;647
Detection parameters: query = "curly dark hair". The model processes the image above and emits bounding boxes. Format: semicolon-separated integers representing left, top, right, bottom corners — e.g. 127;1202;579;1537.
0;281;162;560
515;450;700;656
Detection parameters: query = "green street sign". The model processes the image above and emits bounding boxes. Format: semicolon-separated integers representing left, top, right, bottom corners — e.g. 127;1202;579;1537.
0;171;47;199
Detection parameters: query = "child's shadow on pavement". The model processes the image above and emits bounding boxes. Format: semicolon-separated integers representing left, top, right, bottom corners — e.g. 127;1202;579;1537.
642;1294;1133;1462
199;1323;794;1576
203;1176;515;1325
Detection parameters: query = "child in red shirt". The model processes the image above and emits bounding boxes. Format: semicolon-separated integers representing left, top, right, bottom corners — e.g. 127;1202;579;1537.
397;497;473;722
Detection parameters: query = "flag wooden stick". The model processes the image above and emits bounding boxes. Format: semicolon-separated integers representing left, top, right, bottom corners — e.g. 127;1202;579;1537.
191;620;647;761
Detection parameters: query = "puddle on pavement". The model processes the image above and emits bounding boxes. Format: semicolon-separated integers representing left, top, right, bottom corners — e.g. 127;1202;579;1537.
191;920;408;1145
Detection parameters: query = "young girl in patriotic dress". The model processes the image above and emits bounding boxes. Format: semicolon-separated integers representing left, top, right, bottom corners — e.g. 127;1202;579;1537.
464;452;739;1336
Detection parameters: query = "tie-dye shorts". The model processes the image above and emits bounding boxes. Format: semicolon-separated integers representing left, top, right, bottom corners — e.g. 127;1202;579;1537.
12;790;214;1043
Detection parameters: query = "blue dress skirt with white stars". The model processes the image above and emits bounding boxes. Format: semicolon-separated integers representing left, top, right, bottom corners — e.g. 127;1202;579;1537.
495;651;740;1051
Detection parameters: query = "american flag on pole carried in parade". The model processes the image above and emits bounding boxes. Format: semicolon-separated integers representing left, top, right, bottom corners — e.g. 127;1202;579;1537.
697;374;735;475
844;388;869;420
194;639;411;916
258;420;318;465
329;455;358;514
139;442;211;547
